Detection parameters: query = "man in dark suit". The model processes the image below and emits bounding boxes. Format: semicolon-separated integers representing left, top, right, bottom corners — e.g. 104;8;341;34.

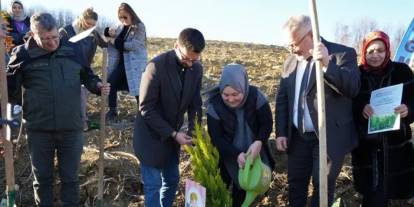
275;15;360;207
133;28;204;207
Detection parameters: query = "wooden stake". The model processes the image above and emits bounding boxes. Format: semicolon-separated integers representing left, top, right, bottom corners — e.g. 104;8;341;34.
97;49;108;206
0;4;16;205
309;0;328;206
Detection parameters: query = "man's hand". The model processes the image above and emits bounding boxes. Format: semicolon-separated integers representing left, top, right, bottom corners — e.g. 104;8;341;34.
276;136;288;152
173;131;192;146
0;127;4;156
363;104;374;119
311;42;330;67
97;82;111;96
395;104;409;118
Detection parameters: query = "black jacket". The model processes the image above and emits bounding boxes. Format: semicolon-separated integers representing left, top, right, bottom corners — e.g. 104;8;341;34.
7;38;102;131
352;61;414;199
59;25;107;65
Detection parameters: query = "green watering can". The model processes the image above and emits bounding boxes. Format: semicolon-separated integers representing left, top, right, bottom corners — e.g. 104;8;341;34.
238;154;272;207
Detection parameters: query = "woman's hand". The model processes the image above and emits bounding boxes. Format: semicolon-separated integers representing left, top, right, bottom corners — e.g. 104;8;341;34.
395;104;409;118
247;140;262;161
363;104;374;119
237;152;246;168
108;28;116;38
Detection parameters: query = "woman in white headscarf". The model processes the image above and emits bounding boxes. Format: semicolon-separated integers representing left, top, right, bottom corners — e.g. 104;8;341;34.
206;63;274;207
6;0;30;53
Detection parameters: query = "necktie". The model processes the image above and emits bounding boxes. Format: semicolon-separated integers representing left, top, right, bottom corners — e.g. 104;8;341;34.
297;59;312;135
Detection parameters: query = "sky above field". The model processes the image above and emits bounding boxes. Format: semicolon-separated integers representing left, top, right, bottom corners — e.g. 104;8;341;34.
1;0;413;46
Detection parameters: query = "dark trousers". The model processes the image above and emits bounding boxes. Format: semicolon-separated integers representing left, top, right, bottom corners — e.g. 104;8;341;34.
27;130;83;207
287;128;344;207
361;154;388;207
108;63;129;108
362;190;388;207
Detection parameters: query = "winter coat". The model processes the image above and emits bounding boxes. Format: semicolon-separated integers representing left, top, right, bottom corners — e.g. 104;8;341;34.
106;23;147;96
7;37;102;131
352;61;414;199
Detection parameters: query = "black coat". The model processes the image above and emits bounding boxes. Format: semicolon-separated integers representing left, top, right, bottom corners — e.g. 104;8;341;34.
7;38;101;131
133;50;202;168
275;39;360;161
352;61;414;199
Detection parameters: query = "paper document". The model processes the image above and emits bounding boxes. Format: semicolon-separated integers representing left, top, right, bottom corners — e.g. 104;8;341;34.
368;84;403;134
69;26;96;43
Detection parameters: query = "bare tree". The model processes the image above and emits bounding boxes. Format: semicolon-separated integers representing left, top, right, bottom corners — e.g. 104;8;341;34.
392;26;406;56
351;17;378;53
334;22;351;46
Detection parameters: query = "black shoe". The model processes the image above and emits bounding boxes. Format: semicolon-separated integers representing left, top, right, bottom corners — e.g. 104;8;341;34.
106;110;118;123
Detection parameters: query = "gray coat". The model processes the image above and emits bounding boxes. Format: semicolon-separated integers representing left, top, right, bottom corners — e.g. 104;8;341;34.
107;23;147;96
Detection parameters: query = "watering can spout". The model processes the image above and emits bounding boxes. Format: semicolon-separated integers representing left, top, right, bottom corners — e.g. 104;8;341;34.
238;154;272;207
241;191;258;207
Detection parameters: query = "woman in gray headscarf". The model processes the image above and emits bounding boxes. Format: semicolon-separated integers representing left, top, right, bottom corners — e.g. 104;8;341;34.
206;63;274;207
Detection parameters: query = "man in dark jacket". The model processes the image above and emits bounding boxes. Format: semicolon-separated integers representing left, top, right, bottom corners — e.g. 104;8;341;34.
6;12;110;206
275;15;360;207
133;28;204;207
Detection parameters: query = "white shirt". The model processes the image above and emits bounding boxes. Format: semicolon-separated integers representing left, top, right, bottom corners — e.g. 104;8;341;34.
293;59;315;132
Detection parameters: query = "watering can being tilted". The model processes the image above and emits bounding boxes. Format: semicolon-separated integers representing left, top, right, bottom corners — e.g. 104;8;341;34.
238;154;272;207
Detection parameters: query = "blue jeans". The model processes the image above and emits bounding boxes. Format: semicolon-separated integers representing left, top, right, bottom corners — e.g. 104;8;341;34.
140;153;179;207
27;130;83;207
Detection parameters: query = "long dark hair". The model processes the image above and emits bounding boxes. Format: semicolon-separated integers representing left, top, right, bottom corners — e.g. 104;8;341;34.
118;2;142;25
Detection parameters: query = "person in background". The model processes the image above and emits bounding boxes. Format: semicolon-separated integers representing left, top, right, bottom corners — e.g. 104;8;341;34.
6;0;30;53
5;0;31;115
59;7;107;131
206;63;274;207
352;31;414;207
104;2;147;122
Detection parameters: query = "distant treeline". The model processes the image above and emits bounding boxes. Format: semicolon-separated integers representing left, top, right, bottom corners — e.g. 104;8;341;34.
334;17;406;56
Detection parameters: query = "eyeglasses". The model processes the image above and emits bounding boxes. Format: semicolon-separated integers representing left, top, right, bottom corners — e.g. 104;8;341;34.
119;16;129;20
286;32;309;52
39;35;59;43
177;47;200;63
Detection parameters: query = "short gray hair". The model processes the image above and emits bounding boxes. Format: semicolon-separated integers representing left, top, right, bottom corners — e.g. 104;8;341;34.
283;15;312;37
30;12;57;33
